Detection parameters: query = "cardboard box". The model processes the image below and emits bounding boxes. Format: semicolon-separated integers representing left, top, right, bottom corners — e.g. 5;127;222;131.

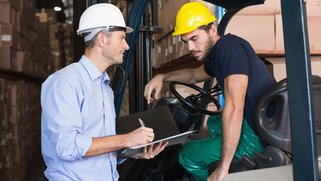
307;16;321;54
156;0;189;40
306;0;321;16
265;56;321;81
35;12;48;23
0;23;19;49
237;0;281;15
0;46;15;69
49;24;58;40
50;39;59;50
225;15;276;54
8;82;17;107
46;9;57;24
0;3;17;26
0;79;4;101
0;0;20;10
275;14;321;54
20;1;35;29
8;106;18;125
152;32;191;68
237;0;320;16
15;50;25;72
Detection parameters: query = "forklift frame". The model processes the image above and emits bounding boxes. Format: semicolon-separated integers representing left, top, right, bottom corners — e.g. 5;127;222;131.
73;0;319;180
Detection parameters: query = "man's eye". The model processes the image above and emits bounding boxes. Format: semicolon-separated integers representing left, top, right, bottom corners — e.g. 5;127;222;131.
191;37;198;42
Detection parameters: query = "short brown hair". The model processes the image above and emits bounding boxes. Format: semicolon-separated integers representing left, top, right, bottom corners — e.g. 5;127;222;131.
84;30;111;48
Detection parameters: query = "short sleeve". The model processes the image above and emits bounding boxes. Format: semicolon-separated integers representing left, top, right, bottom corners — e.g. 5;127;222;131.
215;36;250;79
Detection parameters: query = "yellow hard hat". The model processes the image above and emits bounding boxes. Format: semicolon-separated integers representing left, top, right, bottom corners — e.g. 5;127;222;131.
172;2;217;36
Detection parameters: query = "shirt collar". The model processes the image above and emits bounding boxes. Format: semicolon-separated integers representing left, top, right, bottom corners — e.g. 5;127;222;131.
206;34;228;62
79;55;111;84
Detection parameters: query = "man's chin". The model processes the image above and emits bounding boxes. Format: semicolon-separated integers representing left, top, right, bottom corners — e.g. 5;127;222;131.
112;59;123;65
192;53;202;60
193;55;204;61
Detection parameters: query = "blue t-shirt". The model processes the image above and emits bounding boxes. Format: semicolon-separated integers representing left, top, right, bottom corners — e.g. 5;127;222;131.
204;34;276;133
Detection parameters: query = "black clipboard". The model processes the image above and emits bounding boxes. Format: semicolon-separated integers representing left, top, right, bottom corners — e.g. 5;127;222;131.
116;106;196;157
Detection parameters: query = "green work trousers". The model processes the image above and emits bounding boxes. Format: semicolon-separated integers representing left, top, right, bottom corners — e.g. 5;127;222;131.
179;115;264;181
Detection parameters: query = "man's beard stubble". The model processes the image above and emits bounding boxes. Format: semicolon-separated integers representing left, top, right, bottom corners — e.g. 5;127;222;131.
199;35;215;62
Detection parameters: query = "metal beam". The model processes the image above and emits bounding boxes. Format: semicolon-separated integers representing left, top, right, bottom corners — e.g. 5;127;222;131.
280;0;319;180
113;0;149;116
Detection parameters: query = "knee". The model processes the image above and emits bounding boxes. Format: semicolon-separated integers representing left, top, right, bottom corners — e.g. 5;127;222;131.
178;148;209;181
178;142;198;169
178;144;191;167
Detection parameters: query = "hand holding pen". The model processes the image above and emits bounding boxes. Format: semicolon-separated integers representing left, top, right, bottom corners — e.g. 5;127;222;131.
127;118;168;159
125;118;154;148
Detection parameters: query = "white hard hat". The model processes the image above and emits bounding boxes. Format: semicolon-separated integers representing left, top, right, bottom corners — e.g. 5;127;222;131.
77;3;133;42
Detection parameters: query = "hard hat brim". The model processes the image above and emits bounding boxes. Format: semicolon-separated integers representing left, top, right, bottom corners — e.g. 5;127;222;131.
125;27;133;33
77;26;133;35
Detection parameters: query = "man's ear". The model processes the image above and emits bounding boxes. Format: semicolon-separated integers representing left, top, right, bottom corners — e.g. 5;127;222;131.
209;24;218;36
96;32;107;47
209;24;221;41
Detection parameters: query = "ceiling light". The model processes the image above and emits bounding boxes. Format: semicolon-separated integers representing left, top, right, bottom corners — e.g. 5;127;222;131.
54;6;62;11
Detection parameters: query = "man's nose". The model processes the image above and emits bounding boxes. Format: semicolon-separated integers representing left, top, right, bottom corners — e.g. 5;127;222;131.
124;41;130;50
187;41;194;51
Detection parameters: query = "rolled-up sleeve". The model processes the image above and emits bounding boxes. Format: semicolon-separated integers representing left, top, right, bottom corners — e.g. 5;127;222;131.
56;131;92;161
42;75;92;161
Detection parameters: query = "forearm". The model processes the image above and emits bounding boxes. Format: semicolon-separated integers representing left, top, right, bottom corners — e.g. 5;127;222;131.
219;106;243;170
162;65;210;84
85;126;155;157
162;69;197;84
85;134;129;157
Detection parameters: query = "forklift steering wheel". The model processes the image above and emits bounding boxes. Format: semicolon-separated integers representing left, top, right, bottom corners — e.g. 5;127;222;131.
169;82;223;115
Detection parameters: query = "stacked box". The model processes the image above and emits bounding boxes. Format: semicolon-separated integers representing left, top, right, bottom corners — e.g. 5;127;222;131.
265;56;321;82
152;34;190;68
35;12;48;23
0;79;42;181
0;0;53;180
47;19;75;71
0;0;54;76
225;0;321;55
0;46;16;69
0;2;19;27
0;24;19;49
0;2;19;71
275;15;321;54
60;23;75;66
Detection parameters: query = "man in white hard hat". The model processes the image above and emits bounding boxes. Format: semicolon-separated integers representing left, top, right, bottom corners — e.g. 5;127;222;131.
41;3;167;180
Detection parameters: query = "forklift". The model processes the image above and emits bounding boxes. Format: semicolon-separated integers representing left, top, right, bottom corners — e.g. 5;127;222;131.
71;0;320;180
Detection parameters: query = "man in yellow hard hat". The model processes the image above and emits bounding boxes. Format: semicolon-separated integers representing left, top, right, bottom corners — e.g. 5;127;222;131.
41;3;167;180
144;2;276;181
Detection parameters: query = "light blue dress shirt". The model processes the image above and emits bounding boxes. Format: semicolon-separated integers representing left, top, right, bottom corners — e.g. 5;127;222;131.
41;56;119;181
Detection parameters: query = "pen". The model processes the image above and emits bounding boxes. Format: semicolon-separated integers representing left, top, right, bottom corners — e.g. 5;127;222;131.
138;118;145;127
